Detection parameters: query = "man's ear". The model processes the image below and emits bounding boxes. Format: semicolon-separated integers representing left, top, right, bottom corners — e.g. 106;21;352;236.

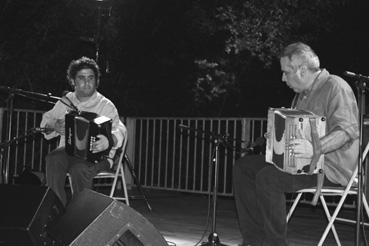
299;65;307;78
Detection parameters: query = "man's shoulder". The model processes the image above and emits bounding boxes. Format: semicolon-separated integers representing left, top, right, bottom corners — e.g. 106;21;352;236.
96;91;110;102
96;92;117;108
324;72;352;91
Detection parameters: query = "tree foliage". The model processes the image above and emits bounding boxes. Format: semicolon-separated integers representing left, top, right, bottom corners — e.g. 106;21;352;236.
0;0;364;116
216;0;348;66
191;0;351;116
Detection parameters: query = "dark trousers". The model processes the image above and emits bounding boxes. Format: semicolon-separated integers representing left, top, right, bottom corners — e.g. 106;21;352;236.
233;155;337;246
45;147;110;207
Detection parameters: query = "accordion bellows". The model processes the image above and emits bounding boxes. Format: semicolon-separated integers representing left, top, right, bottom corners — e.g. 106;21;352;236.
265;108;326;175
65;111;112;164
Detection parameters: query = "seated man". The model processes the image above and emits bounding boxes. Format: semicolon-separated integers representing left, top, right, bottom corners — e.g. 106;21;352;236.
40;56;126;207
233;42;359;246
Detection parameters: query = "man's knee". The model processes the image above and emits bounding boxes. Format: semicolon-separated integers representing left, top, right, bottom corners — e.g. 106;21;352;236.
233;155;252;173
233;155;252;184
234;155;266;177
45;154;59;172
45;149;66;164
255;166;280;191
45;153;55;164
233;159;242;176
68;163;86;176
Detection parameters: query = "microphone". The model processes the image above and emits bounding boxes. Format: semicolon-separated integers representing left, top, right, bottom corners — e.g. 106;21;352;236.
0;86;11;92
344;71;369;81
31;127;54;134
62;90;70;97
60;91;79;112
178;124;190;129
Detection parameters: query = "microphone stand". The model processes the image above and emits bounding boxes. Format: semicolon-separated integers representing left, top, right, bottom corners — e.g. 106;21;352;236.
0;86;59;184
355;79;367;246
178;124;230;246
0;86;60;104
3;91;14;184
0;128;42;184
201;134;229;246
344;72;369;246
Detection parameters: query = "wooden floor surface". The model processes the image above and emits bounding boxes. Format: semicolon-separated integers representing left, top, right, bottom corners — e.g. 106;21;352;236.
121;188;369;246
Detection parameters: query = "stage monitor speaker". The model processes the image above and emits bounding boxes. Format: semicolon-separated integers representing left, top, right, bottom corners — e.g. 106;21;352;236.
0;184;64;246
48;189;168;246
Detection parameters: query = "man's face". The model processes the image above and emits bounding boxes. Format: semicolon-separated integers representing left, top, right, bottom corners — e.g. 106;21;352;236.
280;56;306;93
72;68;97;98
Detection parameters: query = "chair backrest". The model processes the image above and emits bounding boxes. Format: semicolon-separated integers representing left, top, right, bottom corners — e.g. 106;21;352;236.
110;127;128;170
355;139;369;189
331;140;369;191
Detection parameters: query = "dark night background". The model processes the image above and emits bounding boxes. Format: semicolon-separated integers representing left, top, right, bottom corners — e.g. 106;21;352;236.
0;0;369;117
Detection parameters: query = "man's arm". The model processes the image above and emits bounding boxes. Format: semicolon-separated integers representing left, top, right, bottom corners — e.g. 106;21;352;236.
291;128;351;158
40;101;67;139
101;104;125;149
320;129;351;154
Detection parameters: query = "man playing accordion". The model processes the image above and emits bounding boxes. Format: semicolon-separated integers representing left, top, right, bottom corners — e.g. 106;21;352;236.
233;42;359;246
40;57;126;207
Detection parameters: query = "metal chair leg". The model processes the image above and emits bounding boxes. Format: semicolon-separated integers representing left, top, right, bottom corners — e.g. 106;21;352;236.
124;154;152;211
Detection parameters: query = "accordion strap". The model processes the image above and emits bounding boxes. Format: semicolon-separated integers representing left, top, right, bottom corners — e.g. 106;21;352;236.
309;117;324;205
312;172;325;206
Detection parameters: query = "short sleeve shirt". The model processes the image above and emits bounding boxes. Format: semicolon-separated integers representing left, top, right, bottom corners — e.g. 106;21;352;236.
294;69;359;185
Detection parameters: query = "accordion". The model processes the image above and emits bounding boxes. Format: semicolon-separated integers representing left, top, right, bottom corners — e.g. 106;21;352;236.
265;108;326;175
65;111;112;163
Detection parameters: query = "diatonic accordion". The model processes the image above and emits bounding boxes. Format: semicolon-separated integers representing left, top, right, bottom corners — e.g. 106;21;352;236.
265;108;326;175
65;111;112;163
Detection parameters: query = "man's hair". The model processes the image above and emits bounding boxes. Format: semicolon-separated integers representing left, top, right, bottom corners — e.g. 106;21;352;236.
66;56;100;87
280;42;320;72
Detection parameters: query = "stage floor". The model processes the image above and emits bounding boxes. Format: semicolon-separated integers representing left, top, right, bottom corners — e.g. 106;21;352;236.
108;188;366;246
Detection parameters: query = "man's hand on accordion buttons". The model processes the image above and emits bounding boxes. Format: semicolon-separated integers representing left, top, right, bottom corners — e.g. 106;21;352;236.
289;138;313;159
92;134;109;153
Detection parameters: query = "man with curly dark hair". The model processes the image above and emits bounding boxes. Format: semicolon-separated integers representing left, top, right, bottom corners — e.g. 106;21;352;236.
41;57;126;207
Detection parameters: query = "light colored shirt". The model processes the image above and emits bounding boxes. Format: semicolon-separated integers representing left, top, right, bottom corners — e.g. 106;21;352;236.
40;91;126;166
293;69;359;185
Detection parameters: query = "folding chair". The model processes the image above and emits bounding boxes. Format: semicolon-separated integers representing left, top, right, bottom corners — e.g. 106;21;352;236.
68;135;130;206
93;135;130;205
286;141;369;246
